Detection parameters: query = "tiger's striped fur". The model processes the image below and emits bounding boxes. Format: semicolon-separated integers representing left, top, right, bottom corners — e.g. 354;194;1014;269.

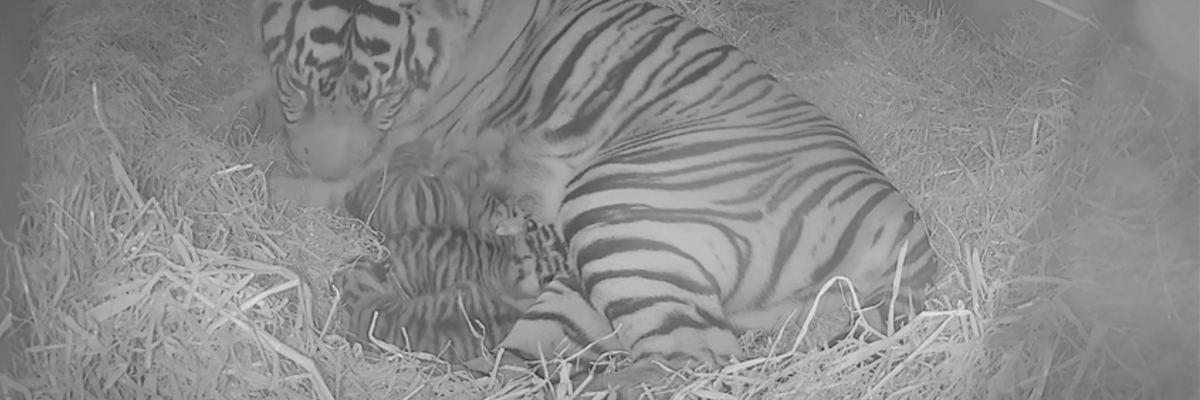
261;0;941;395
251;0;491;181
333;277;529;364
331;223;574;361
251;0;580;367
342;138;525;235
382;224;569;301
467;0;941;389
253;0;554;212
458;0;944;394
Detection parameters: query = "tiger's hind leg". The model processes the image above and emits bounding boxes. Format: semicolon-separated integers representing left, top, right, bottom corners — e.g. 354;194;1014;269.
827;211;941;349
574;243;747;397
826;289;925;348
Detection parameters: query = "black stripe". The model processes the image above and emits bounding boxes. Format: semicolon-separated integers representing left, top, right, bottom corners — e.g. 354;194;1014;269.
579;239;715;293
754;172;892;304
604;295;687;322
520;310;608;349
810;185;895;284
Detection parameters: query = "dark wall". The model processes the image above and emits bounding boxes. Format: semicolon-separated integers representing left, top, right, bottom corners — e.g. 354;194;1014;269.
0;0;35;394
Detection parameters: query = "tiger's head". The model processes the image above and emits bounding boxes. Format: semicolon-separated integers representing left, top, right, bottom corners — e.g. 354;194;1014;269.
252;0;486;181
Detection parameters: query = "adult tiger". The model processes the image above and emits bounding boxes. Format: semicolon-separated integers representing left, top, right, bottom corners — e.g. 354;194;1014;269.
253;0;940;396
331;223;574;363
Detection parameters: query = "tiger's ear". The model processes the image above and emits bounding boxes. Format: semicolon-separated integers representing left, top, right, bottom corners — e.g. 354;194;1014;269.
250;0;300;63
459;355;497;379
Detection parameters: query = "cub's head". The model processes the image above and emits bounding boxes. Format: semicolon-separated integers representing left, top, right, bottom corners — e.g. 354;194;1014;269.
503;220;573;299
330;256;397;343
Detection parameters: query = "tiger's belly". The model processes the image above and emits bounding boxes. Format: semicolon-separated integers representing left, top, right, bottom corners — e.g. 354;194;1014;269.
552;172;786;295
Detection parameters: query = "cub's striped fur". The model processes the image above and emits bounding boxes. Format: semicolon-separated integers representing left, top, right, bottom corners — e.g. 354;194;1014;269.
381;224;570;301
261;0;941;395
343;138;523;236
332;223;574;361
333;276;529;364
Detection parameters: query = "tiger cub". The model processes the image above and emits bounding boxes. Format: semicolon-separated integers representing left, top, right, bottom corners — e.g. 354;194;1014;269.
332;271;529;364
332;223;573;361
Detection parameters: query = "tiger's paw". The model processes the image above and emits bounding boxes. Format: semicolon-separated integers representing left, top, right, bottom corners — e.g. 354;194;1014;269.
267;163;350;209
267;173;341;209
461;354;500;378
579;327;744;399
580;357;693;400
630;326;745;367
